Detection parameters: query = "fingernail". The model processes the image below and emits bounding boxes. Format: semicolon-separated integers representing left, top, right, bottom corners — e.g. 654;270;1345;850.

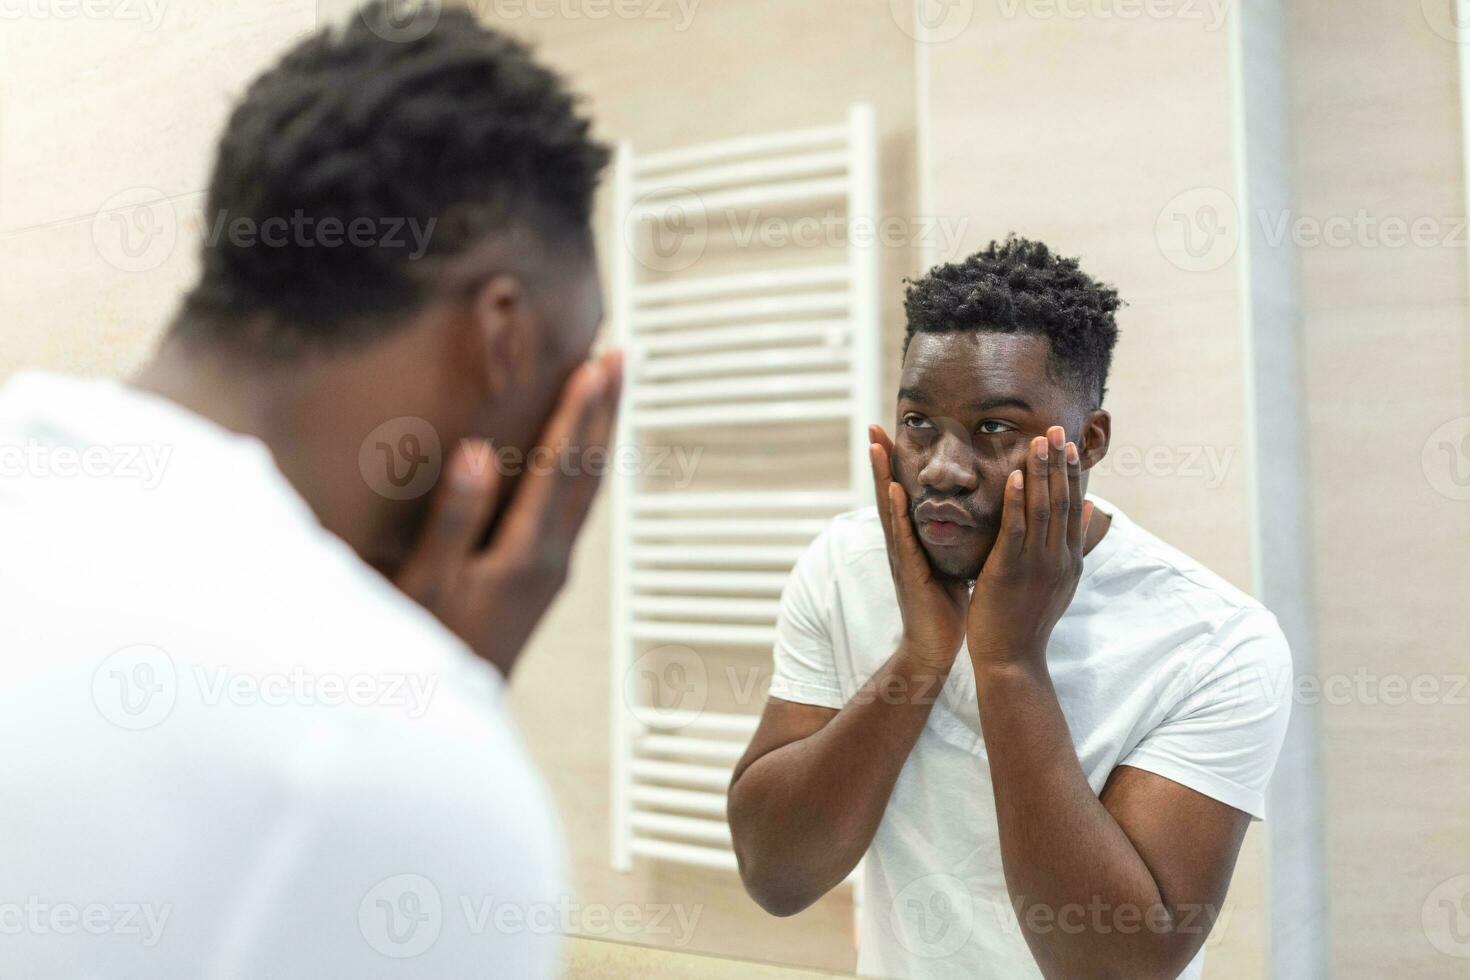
1066;442;1079;464
454;440;488;491
588;363;609;397
1035;436;1048;461
1010;469;1023;489
1050;427;1065;449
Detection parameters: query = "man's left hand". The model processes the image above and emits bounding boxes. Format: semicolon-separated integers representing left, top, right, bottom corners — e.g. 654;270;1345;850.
966;425;1093;669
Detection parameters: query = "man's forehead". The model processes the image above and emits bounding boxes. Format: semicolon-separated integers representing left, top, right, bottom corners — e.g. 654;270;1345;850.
900;330;1053;390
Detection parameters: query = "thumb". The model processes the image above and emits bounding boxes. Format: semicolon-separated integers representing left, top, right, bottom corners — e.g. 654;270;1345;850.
887;482;933;581
395;438;500;595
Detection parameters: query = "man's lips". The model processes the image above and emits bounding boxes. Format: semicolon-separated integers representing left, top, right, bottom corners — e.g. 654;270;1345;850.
913;500;978;547
916;519;975;546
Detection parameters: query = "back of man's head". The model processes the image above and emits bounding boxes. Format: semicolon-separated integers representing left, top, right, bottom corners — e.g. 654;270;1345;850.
176;1;608;357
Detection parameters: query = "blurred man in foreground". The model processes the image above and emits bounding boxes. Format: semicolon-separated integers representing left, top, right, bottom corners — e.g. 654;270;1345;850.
0;4;616;975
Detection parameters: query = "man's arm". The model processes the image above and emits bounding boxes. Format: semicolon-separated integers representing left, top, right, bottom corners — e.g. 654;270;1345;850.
978;663;1250;978
728;646;950;916
728;427;970;916
968;427;1254;979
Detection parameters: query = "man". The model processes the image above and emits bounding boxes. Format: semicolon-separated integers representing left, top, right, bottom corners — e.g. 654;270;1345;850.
0;4;616;976
728;236;1293;979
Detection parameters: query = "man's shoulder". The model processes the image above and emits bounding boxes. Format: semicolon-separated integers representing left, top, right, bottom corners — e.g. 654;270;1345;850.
810;506;887;568
234;530;500;702
1096;500;1285;652
780;507;894;619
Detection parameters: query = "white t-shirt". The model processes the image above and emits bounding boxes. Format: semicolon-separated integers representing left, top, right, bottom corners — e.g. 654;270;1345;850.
768;503;1293;980
0;371;566;978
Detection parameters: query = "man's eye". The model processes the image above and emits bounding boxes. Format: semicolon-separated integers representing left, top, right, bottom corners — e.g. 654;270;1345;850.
977;420;1014;435
902;415;933;430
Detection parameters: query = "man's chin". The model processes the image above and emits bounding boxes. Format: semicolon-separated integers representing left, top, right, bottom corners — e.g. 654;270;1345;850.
923;545;984;586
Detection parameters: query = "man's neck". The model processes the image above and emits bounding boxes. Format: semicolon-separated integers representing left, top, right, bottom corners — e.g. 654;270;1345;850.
132;325;457;573
1084;507;1112;555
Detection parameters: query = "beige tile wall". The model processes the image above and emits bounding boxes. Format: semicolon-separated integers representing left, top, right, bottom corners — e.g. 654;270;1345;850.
1289;3;1470;977
0;1;318;378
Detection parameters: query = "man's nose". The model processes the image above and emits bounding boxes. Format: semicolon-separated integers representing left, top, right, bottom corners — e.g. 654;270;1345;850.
917;431;979;494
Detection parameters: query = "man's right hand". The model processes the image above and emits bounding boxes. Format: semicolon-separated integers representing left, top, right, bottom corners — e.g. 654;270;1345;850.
869;424;967;674
394;350;623;676
729;428;968;915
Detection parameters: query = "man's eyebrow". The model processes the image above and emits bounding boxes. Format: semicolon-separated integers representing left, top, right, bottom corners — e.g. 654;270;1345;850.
897;387;1035;413
969;395;1034;412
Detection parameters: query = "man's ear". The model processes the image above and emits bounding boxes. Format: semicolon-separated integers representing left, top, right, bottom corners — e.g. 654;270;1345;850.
1080;408;1111;470
467;272;539;400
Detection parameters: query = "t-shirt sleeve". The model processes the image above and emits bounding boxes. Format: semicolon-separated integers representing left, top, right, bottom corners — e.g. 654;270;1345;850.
766;528;847;710
1119;608;1294;820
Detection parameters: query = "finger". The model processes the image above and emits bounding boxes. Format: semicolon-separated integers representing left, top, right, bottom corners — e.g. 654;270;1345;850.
869;423;895;459
396;438;500;590
578;349;623;458
548;349;623;533
1046;425;1069;551
1024;434;1051;552
599;348;625;427
991;467;1026;567
1066;441;1085;555
887;481;931;579
870;441;897;556
869;425;900;563
492;358;610;558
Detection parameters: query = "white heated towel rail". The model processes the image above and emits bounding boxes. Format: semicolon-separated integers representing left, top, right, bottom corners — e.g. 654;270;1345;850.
609;105;881;879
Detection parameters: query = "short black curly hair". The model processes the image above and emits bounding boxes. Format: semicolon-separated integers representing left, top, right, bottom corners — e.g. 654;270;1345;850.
902;235;1123;408
175;0;608;355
